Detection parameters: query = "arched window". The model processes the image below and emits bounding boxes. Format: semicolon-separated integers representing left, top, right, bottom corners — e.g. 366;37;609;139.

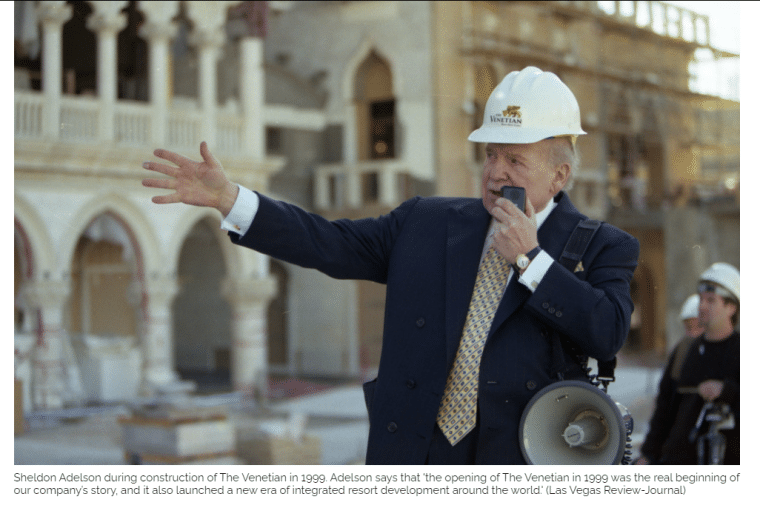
14;1;43;91
117;1;148;101
62;1;97;95
171;4;198;100
69;214;137;338
354;50;395;161
267;261;289;369
173;220;232;392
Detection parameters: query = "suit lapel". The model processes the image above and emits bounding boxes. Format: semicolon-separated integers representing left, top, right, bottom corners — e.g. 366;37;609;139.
444;200;490;364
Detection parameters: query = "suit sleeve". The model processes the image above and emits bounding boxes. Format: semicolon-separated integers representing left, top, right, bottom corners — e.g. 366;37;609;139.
526;226;639;361
228;192;421;284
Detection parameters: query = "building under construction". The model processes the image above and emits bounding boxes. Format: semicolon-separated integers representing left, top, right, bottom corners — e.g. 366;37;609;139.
15;0;738;424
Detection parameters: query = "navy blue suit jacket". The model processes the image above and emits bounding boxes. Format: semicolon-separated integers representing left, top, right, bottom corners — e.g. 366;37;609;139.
230;191;639;464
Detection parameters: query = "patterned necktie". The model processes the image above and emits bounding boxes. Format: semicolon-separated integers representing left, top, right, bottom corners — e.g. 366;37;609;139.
436;245;510;446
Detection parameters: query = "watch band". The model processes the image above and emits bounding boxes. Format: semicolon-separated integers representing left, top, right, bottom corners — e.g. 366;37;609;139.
514;246;541;272
525;246;541;261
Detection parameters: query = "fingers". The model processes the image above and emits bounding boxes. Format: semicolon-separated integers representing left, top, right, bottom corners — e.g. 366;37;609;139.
142;160;179;178
152;147;192;168
495;222;510;236
151;193;181;205
146;142;214;172
142;176;179;205
525;198;536;218
490;197;518;223
142;177;175;190
199;141;219;167
490;203;508;223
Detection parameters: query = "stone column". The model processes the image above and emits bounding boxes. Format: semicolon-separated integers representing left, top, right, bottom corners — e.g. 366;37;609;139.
346;167;362;209
87;2;128;142
135;274;181;392
192;33;224;147
37;1;72;140
223;276;278;399
22;279;71;409
239;37;265;158
138;1;180;146
186;2;230;148
379;165;398;207
314;168;331;210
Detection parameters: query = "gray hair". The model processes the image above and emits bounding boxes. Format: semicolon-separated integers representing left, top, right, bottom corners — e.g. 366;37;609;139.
549;136;580;191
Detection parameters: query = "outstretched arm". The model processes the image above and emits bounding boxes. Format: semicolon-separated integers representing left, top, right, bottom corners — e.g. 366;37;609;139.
142;142;239;216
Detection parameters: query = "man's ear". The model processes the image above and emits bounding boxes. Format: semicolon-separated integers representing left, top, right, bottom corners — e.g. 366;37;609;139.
726;300;738;320
552;163;571;194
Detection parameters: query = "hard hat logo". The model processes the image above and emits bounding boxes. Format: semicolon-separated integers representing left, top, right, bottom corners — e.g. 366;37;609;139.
469;66;587;145
503;106;522;119
490;105;523;127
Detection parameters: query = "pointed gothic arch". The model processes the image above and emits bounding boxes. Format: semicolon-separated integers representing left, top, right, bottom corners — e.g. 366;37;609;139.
354;49;396;163
172;217;233;392
68;212;140;338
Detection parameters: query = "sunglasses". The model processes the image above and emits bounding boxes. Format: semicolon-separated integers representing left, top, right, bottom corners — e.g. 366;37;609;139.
697;282;733;300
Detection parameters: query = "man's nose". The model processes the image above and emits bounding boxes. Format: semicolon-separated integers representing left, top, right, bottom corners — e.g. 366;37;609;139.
489;160;512;182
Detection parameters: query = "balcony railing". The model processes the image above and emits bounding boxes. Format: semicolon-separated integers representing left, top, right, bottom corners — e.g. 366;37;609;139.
114;102;153;146
15;89;326;161
15;91;248;156
14;92;44;139
314;160;413;211
167;106;203;151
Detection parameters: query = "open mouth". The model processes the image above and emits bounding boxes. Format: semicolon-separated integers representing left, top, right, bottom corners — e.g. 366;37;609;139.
490;189;501;197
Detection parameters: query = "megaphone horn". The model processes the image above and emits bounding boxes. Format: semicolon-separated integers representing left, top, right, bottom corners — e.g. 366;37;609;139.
519;380;633;465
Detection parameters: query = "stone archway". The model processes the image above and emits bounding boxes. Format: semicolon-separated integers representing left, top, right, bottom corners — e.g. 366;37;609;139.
267;260;289;371
172;219;233;393
67;212;143;402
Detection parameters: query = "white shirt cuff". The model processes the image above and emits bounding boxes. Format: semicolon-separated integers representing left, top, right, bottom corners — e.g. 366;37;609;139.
220;185;259;236
518;250;553;292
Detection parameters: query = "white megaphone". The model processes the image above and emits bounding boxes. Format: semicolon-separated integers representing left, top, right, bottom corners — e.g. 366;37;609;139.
519;380;633;465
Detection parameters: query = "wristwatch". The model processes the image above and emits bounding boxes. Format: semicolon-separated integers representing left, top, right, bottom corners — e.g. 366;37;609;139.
515;246;542;270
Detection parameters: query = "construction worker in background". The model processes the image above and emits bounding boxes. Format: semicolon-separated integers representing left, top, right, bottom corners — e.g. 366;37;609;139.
636;263;739;464
143;66;639;464
680;293;705;340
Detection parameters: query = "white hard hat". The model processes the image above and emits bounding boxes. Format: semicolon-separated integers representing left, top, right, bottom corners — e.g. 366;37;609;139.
468;66;587;145
679;294;700;320
698;262;740;302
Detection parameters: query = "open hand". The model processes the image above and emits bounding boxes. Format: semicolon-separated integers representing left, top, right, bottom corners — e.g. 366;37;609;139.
142;142;239;216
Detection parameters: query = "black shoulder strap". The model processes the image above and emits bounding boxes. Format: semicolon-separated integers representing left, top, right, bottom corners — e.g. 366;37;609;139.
551;218;617;384
558;219;602;272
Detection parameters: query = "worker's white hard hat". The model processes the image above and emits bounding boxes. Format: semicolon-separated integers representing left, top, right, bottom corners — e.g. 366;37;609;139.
698;262;740;302
679;294;700;320
468;66;587;145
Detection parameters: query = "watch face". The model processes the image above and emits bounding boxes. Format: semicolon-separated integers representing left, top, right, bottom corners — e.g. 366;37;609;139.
517;255;529;269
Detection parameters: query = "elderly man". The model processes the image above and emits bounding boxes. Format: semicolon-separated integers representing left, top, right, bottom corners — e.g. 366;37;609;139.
143;66;639;464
